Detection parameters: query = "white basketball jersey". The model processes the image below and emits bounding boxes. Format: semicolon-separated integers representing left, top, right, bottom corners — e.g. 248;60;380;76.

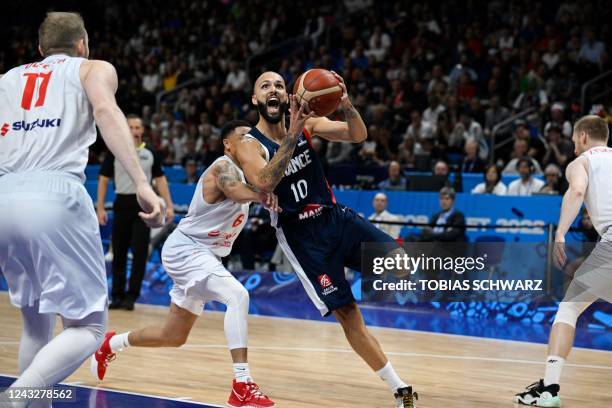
581;146;612;236
177;156;250;257
0;54;95;181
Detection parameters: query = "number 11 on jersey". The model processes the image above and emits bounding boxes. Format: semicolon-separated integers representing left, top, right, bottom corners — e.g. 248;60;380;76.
21;71;53;110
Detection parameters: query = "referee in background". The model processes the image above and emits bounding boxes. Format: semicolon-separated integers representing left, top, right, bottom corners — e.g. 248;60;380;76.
96;114;175;310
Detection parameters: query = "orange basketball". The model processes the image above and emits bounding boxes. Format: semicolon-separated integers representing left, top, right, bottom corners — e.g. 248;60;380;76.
293;68;343;117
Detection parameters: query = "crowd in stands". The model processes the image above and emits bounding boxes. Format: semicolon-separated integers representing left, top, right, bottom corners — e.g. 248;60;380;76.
4;1;611;199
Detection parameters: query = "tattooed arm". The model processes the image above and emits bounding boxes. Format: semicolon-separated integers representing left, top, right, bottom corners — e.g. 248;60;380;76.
304;72;367;143
305;107;367;142
212;159;282;212
236;95;314;192
235;133;300;193
213;160;261;203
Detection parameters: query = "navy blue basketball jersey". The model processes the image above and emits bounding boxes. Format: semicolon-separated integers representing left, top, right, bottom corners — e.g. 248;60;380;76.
247;127;336;226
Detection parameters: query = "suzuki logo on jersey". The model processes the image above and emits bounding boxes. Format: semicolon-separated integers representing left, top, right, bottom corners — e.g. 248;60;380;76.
0;123;9;137
10;118;62;133
284;150;312;176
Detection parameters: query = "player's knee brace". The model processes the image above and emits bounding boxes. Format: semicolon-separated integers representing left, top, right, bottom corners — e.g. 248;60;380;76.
553;301;585;328
222;283;249;349
227;284;249;313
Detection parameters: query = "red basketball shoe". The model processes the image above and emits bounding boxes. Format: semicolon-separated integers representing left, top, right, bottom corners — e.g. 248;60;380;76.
90;331;116;380
227;379;275;407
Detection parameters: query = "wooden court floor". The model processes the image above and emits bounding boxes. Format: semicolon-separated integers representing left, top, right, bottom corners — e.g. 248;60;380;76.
0;293;610;407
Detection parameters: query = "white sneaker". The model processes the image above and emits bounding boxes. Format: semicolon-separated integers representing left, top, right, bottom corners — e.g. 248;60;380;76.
514;379;561;407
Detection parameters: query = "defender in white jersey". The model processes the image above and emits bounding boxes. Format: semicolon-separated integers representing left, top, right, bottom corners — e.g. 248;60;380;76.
515;115;611;407
92;121;279;408
0;12;164;408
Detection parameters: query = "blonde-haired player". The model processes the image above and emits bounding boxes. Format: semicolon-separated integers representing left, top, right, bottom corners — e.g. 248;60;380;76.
514;115;611;407
0;12;164;407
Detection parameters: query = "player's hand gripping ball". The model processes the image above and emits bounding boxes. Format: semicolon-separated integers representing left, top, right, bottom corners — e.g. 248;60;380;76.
293;68;343;117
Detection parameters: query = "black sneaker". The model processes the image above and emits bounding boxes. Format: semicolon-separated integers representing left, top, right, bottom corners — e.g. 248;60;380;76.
123;300;135;311
514;379;561;407
109;299;124;310
395;386;418;408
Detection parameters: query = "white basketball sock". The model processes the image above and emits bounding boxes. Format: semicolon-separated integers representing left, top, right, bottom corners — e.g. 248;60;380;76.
233;363;252;383
109;332;131;353
544;355;565;386
376;361;408;393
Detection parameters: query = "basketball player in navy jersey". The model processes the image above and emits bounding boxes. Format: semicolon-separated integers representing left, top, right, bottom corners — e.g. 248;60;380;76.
234;71;417;407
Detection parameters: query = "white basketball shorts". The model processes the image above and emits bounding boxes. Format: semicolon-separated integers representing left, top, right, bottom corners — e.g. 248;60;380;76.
570;227;612;303
0;172;107;320
162;229;235;316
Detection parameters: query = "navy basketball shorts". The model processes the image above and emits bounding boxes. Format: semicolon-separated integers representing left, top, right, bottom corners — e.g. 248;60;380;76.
276;205;398;316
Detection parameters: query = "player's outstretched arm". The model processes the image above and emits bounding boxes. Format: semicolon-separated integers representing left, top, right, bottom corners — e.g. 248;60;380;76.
237;95;314;192
556;157;588;238
81;60;164;227
305;71;367;143
213;161;280;211
554;157;589;267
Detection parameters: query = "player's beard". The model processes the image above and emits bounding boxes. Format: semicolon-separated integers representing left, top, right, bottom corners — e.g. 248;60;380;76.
257;100;289;124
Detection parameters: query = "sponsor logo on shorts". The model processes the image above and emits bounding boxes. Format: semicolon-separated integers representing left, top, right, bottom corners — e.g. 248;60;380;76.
318;274;332;288
317;274;338;296
208;231;220;237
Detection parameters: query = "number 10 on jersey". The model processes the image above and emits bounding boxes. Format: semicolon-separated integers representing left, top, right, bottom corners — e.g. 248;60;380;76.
290;179;308;202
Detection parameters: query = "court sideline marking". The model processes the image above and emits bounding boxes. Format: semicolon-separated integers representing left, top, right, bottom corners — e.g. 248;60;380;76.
178;344;612;371
1;339;609;370
0;373;223;407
